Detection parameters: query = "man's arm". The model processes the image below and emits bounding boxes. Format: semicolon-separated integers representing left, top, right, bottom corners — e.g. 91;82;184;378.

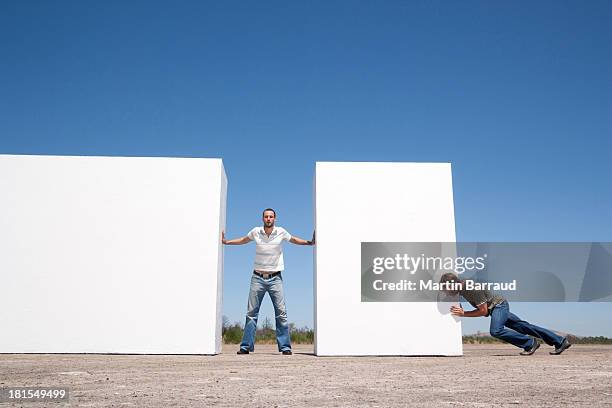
222;231;252;245
450;303;488;317
289;231;315;246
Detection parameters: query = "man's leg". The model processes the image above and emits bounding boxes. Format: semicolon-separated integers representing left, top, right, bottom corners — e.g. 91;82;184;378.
504;311;564;348
268;274;292;352
489;301;534;350
239;274;266;352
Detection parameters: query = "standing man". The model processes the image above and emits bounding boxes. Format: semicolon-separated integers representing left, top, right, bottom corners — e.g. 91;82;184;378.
440;273;571;355
222;208;314;355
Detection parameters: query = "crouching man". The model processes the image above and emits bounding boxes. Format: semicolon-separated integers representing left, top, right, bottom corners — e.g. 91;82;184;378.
440;272;571;355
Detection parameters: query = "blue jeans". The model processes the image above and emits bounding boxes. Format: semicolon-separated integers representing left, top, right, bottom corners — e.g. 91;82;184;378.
239;273;291;352
489;300;564;350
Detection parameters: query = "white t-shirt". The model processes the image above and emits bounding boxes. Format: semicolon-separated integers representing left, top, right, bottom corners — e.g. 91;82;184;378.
248;226;292;272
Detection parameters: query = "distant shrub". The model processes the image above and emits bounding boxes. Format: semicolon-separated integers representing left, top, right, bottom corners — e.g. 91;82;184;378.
567;335;612;344
222;323;244;344
291;327;314;344
462;335;503;344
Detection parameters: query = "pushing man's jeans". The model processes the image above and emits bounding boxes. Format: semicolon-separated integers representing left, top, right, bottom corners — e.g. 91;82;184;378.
489;300;564;350
239;273;291;352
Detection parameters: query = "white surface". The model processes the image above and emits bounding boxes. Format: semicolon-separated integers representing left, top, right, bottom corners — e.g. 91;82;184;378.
314;162;462;356
0;155;226;354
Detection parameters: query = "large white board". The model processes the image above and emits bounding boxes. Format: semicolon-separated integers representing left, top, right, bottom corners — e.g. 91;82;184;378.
0;155;226;354
314;162;462;356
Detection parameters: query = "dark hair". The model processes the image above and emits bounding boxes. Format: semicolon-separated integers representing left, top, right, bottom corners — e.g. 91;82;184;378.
440;272;460;285
439;272;461;295
262;208;276;217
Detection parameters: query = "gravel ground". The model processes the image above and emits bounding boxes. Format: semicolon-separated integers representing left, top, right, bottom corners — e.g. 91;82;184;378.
1;344;611;407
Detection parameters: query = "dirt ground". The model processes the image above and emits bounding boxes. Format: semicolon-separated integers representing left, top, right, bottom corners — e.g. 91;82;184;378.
1;344;611;407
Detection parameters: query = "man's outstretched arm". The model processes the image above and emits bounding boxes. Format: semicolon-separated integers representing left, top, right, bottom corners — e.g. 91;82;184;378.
450;303;488;317
289;231;315;246
222;231;252;245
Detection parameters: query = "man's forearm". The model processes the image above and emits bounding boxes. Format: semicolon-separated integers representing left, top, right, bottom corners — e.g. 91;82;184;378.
463;309;488;317
290;237;313;245
224;237;250;245
451;303;488;318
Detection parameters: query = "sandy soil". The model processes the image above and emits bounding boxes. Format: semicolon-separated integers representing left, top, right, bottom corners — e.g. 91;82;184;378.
1;344;611;407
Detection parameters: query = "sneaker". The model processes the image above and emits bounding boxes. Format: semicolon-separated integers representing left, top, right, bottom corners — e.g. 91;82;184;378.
550;338;572;355
236;349;249;355
281;350;292;355
520;338;540;356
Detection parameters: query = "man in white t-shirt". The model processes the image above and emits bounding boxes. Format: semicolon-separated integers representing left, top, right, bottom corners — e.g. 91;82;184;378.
222;208;314;355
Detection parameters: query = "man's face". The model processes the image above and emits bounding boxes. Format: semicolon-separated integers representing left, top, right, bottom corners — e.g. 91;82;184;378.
263;211;275;228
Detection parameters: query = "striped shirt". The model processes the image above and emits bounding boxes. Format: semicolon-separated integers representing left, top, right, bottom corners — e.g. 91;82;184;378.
248;227;292;272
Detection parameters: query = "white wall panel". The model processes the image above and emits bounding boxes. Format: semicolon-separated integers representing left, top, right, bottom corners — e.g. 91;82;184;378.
314;162;462;356
0;155;226;354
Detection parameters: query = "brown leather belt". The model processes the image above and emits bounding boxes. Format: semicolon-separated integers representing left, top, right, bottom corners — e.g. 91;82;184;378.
253;270;281;279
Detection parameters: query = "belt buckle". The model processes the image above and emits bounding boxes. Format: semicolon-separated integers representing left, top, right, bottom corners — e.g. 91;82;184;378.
262;273;270;279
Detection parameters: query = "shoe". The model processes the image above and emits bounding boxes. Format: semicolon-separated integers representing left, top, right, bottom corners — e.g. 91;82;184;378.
281;350;292;355
550;338;572;355
236;349;249;355
520;338;540;356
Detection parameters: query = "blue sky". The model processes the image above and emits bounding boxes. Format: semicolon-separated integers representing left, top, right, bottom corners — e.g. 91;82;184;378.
1;1;610;336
